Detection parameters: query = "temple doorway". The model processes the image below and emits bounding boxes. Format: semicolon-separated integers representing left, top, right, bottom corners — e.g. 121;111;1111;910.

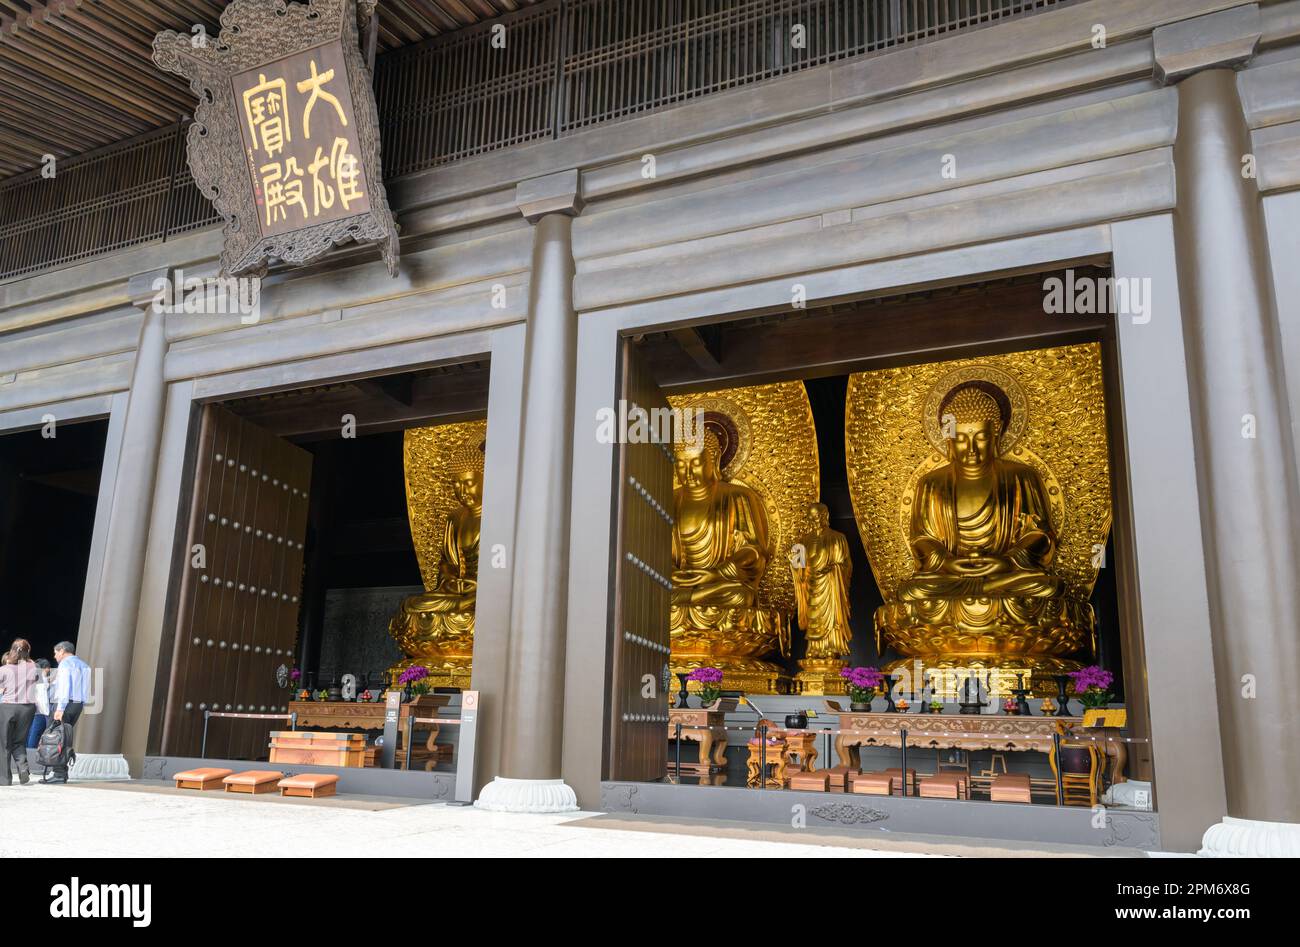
0;417;107;662
609;268;1152;817
152;360;491;767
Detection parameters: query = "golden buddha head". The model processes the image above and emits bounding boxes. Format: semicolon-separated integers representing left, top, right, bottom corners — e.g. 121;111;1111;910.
445;440;485;509
674;428;724;489
810;501;830;529
942;386;1003;475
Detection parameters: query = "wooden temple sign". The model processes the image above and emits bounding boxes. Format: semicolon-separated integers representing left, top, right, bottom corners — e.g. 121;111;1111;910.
153;0;398;277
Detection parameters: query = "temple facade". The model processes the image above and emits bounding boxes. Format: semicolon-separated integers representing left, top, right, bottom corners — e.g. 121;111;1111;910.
1;0;1298;855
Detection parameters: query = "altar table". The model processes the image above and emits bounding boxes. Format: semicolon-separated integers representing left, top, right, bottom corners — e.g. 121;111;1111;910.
667;708;728;774
834;712;1083;770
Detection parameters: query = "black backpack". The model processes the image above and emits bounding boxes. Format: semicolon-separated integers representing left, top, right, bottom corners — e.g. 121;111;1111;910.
36;722;73;771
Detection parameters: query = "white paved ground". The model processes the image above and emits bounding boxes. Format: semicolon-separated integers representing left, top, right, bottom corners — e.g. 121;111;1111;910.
0;781;929;858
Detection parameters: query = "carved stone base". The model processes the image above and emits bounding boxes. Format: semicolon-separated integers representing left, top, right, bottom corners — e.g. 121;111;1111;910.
68;753;131;781
792;657;848;696
475;777;579;813
1199;816;1300;857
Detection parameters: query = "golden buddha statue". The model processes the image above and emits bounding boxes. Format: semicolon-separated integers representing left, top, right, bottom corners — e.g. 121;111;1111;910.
388;441;483;688
901;387;1062;602
875;383;1091;691
790;502;854;695
670;429;786;692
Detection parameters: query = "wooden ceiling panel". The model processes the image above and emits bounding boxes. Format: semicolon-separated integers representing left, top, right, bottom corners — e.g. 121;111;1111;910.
0;0;541;177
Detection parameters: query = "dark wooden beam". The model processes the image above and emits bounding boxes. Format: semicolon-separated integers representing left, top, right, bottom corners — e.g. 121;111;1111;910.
670;324;724;372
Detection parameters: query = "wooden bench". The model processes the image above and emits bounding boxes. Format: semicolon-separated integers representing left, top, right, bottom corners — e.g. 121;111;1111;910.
990;773;1033;804
824;765;855;791
222;770;284;794
787;770;829;792
850;772;893;796
173;767;232;791
278;773;341;799
918;773;963;799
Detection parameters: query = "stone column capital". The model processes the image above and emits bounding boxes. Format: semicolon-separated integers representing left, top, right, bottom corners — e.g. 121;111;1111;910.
515;169;584;223
126;267;174;312
1153;4;1261;85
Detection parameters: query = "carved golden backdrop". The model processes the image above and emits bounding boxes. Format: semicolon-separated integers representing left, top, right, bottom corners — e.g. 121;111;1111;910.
405;420;488;590
845;343;1113;688
666;381;820;692
389;418;487;688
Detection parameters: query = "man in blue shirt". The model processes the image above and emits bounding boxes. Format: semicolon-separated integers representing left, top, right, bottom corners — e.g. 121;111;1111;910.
43;641;90;784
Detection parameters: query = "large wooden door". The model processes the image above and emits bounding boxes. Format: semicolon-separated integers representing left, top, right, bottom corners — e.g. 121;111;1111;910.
606;341;674;781
161;405;312;759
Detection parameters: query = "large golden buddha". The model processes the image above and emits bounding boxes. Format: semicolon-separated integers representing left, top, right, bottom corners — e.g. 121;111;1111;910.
388;441;483;688
901;387;1062;603
875;382;1091;689
669;429;786;692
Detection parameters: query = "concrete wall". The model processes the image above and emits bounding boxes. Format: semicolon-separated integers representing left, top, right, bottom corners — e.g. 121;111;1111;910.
2;0;1298;850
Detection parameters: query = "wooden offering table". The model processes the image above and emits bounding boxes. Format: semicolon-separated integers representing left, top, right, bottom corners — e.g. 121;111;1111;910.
288;695;453;769
834;712;1083;770
667;708;728;774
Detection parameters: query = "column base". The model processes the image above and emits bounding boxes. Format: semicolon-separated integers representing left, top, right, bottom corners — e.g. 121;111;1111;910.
1199;816;1300;857
69;753;131;781
474;777;579;813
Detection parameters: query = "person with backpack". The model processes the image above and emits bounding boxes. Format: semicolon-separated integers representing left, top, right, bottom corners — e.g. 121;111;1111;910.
26;659;53;750
42;641;90;785
0;640;39;785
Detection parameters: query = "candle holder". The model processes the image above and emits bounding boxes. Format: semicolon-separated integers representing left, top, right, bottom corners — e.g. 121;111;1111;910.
1012;673;1034;717
1053;674;1073;716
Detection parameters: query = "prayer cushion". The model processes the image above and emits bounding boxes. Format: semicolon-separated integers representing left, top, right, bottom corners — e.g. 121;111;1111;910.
173;768;232;791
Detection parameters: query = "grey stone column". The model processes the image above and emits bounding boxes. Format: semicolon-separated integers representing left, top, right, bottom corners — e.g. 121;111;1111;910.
1159;7;1300;855
476;171;584;812
77;268;171;774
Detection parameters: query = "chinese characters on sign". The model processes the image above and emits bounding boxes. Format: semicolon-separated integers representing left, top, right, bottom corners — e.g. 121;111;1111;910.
153;0;397;276
232;41;372;238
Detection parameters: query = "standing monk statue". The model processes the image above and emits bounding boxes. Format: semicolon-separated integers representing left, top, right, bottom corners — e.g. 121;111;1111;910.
790;502;854;694
791;502;853;659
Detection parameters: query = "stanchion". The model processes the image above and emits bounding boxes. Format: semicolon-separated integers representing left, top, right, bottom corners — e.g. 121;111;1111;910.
674;722;683;781
199;711;295;759
1052;730;1064;805
900;728;909;797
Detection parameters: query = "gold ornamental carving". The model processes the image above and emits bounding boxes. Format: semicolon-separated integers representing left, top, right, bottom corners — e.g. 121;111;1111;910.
845;343;1112;693
388;419;487;689
666;381;820;693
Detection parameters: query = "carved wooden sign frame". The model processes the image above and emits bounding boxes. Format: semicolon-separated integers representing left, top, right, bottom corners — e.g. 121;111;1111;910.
153;0;398;277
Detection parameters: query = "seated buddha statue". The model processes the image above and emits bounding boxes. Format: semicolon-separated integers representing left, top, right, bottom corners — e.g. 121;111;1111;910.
388;442;483;687
672;429;770;610
900;386;1063;603
670;429;786;691
876;384;1090;691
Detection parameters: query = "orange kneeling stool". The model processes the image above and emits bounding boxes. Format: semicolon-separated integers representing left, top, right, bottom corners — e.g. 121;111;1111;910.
990;773;1033;803
222;770;284;794
278;773;340;798
173;767;233;791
